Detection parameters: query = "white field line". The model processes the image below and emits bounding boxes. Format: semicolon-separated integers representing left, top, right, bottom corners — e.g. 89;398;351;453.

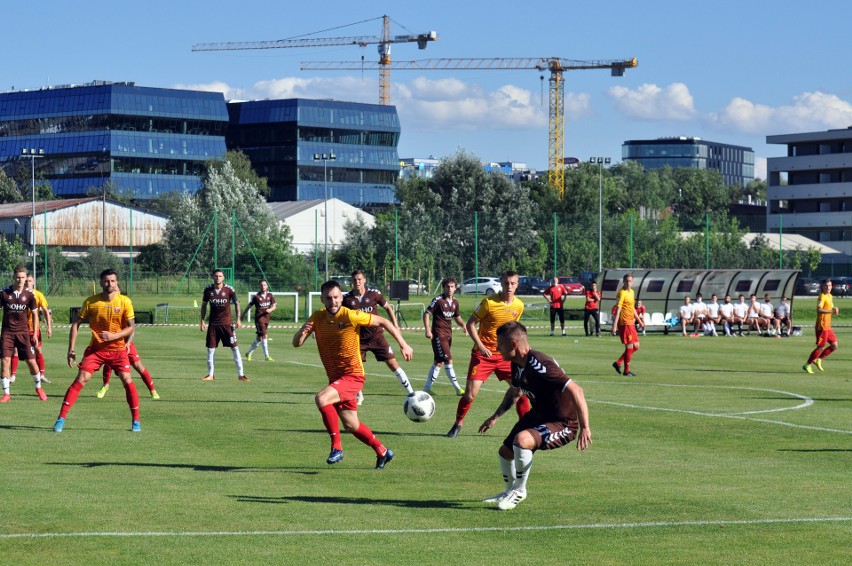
287;361;852;435
1;517;850;539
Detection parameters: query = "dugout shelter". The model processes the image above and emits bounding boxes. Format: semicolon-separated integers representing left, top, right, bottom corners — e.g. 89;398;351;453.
599;269;800;329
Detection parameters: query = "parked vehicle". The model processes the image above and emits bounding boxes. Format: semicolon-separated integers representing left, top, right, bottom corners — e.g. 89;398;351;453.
577;271;599;288
830;277;850;297
330;275;353;288
388;279;425;295
556;276;586;295
460;277;502;296
516;276;549;295
794;277;820;296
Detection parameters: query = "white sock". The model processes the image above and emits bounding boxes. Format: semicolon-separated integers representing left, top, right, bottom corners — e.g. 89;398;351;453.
499;455;515;492
247;339;259;355
444;364;462;392
2;377;9;394
425;365;440;391
207;348;216;375
512;445;534;492
261;338;269;357
232;347;245;376
394;367;414;395
32;374;41;388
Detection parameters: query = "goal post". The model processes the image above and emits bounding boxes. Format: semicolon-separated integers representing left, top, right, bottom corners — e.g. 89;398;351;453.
245;291;300;323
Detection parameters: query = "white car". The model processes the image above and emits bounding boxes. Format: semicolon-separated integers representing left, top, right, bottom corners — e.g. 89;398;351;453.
460;277;502;296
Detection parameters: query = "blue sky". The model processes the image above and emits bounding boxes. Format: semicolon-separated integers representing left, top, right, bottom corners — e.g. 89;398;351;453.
5;0;851;179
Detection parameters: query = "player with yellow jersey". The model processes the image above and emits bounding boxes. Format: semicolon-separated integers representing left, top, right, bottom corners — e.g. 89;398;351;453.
447;271;529;438
803;280;839;374
611;273;643;377
53;269;140;433
293;280;413;469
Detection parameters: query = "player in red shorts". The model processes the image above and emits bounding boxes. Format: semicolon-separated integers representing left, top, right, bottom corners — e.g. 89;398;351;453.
98;341;159;400
447;271;529;438
611;273;644;377
53;269;140;432
293;280;413;469
803;280;839;374
0;265;45;402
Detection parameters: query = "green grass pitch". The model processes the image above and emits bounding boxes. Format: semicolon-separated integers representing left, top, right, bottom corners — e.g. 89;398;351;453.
1;317;849;564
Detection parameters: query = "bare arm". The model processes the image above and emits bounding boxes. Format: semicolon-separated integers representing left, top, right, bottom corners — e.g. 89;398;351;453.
466;313;490;356
423;311;432;339
371;315;412;360
611;307;622;335
200;301;208;331
382;302;399;328
67;318;82;367
233;302;242;329
454;315;469;335
240;303;252;320
99;319;135;343
567;380;592;451
479;386;522;433
44;307;53;338
292;321;313;347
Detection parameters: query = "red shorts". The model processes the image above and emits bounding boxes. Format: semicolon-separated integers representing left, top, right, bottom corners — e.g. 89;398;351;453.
206;324;238;349
127;342;141;364
618;324;639;345
467;349;512;382
816;329;837;347
328;373;365;411
78;347;131;375
1;331;35;360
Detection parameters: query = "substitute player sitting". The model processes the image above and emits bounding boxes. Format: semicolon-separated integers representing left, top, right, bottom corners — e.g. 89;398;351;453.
293;280;413;469
479;321;591;510
53;269;140;433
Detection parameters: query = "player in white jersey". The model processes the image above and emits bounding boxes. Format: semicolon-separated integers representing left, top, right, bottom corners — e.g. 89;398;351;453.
718;295;735;336
731;295;749;336
679;297;695;337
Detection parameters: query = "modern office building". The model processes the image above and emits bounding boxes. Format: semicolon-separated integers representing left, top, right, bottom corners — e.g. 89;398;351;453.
0;81;228;199
622;137;754;188
766;127;852;255
226;99;401;205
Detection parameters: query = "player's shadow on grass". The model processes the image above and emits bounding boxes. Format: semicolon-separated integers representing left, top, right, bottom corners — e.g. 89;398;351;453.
46;462;319;475
269;429;457;439
0;424;48;431
778;448;852;453
231;494;467;509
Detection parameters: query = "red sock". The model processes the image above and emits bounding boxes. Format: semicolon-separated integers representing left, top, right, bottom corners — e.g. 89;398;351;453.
819;347;834;360
318;404;342;449
455;396;474;424
103;366;112;386
807;348;821;364
516;395;531;418
138;369;155;392
352;423;385;456
615;354;625;366
122;381;140;421
36;353;45;374
624;348;635;372
59;381;85;418
11;355;18;376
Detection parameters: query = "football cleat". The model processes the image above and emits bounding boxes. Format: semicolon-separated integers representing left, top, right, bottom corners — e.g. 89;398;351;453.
624;371;637;377
96;384;110;398
245;351;253;361
238;375;250;382
815;358;824;371
53;417;65;432
446;423;462;438
265;356;274;362
496;489;527;511
40;375;50;384
375;448;394;470
9;375;15;383
612;362;622;375
131;420;141;432
326;448;344;465
802;364;814;374
200;375;215;381
455;388;464;397
483;489;510;503
0;393;10;403
36;388;47;401
150;390;160;400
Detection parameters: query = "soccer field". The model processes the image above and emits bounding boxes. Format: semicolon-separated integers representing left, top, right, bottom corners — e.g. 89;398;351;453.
2;323;850;565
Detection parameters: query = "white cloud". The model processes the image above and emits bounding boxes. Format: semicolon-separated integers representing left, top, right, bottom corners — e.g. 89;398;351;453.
754;156;767;180
608;82;696;120
711;91;852;134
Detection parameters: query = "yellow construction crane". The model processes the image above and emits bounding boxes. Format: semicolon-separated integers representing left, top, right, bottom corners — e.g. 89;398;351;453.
192;15;438;105
301;57;637;198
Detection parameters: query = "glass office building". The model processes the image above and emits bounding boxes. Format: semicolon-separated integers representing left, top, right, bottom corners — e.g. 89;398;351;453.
0;81;228;199
622;137;754;188
227;99;400;205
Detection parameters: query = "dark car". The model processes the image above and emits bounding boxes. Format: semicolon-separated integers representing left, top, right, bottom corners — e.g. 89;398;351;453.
556;276;586;295
830;277;850;297
577;271;599;288
794;277;820;296
517;276;549;296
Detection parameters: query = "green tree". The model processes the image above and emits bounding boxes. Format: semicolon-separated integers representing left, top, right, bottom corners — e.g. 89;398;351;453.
0;168;20;204
0;236;26;272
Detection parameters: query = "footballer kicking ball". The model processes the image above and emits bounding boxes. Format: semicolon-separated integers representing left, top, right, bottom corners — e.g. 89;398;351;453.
403;391;436;422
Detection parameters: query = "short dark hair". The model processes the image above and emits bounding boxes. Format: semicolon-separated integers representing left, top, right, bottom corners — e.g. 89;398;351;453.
441;276;457;287
320;280;341;294
497;320;527;340
211;268;224;276
13;265;27;276
501;270;519;281
100;269;118;280
351;269;366;279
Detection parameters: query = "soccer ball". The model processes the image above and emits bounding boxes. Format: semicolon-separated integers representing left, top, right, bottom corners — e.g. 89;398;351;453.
403;391;435;422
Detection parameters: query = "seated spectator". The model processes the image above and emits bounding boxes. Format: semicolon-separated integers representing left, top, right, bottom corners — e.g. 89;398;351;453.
718;294;735;336
679;296;695;337
705;294;721;337
692;293;709;335
773;296;793;337
747;294;766;335
759;293;775;335
732;294;749;336
635;300;647;336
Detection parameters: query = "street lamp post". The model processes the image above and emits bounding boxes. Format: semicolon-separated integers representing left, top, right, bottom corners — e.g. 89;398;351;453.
590;157;610;274
22;148;45;282
313;152;336;281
